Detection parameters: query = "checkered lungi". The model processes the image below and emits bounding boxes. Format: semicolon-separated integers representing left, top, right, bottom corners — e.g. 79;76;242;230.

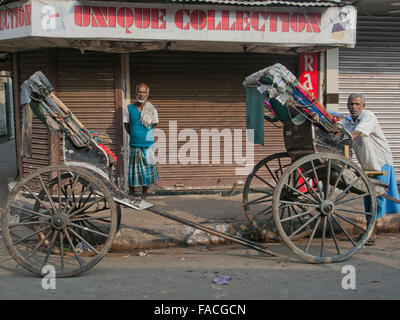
128;146;158;187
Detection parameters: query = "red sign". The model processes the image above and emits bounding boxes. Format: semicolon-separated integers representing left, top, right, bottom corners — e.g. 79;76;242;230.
73;5;322;35
0;4;31;31
299;53;319;99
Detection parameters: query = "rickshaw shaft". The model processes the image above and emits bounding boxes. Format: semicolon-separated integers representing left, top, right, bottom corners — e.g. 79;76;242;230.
146;207;277;257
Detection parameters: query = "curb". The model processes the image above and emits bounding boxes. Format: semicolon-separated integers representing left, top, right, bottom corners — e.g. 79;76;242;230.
110;221;250;252
376;214;400;233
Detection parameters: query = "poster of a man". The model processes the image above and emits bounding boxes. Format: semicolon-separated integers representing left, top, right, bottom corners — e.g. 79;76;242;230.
330;6;353;40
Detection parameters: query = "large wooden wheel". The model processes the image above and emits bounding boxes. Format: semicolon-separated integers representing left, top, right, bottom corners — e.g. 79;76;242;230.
1;165;118;277
273;153;377;263
34;172;122;232
243;152;292;240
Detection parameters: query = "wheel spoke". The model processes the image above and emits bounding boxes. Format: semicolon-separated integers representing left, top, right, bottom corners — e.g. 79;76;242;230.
16;213;43;224
265;164;278;183
22;184;53;214
13;225;52;246
310;160;324;200
252;205;273;219
77;184;86;209
288;213;320;240
75;205;111;216
60;230;65;271
285;207;293;235
320;216;327;257
244;193;273;206
62;174;80;214
280;208;317;222
282;183;318;204
82;219;110;237
335;193;369;205
9;204;51;220
80;190;94;210
333;176;362;203
332;212;368;232
280;200;319;208
69;222;110;238
68;228;100;255
296;168;321;202
38;174;57;212
42;230;59;268
70;216;112;224
68;196;106;219
248;188;274;195
335;207;373;217
259;204;285;233
277;157;285;176
63;228;84;267
259;212;275;232
57;171;63;211
66;182;93;215
279;207;286;220
291;205;312;225
328;217;341;255
76;220;98;249
253;173;275;189
330;214;356;246
305;215;321;253
325;159;331;200
25;229;54;262
328;165;346;199
8;220;49;228
60;182;70;207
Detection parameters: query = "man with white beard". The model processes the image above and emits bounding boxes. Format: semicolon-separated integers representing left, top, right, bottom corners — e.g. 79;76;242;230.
123;83;159;200
341;93;400;245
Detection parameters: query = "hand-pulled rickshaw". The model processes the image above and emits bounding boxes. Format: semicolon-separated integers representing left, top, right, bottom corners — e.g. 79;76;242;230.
1;64;395;277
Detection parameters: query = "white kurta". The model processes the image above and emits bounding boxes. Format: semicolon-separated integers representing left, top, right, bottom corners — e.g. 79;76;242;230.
341;110;394;171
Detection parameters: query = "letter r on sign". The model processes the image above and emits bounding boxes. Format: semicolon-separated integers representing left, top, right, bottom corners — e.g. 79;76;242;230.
304;54;314;72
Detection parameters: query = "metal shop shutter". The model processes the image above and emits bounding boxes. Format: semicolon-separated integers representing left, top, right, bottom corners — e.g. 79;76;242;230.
56;49;118;162
130;51;296;189
18;50;49;177
339;16;400;178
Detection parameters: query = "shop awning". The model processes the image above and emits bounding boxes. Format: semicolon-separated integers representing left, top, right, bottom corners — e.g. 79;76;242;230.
169;0;343;6
75;0;344;6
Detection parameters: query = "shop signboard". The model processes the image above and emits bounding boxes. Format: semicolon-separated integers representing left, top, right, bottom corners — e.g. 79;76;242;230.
0;0;357;47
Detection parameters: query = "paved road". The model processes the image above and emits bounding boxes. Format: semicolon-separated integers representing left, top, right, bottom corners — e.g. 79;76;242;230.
1;139;399;306
1;232;399;301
